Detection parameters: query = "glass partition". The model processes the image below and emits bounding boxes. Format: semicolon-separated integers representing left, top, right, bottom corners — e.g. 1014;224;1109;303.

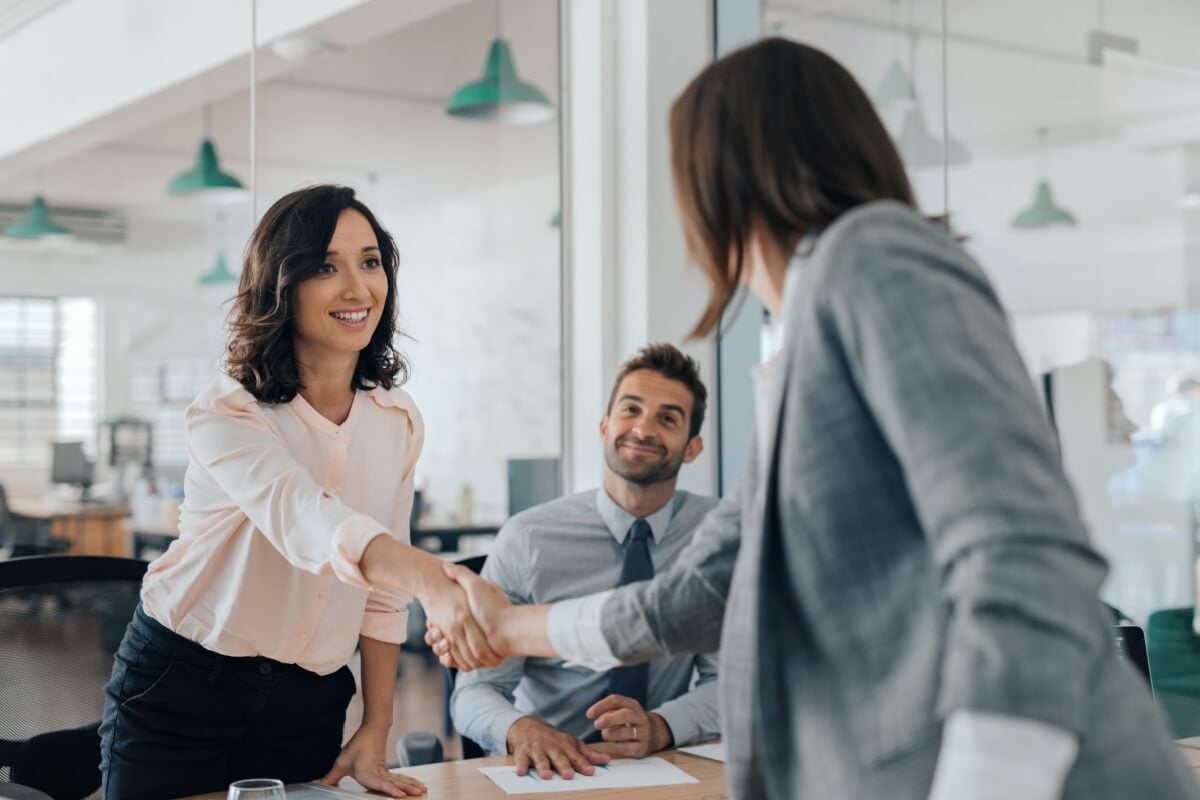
0;0;563;538
728;0;1200;735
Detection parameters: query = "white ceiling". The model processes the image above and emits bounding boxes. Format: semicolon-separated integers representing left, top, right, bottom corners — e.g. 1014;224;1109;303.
8;0;1200;223
765;0;1200;158
1;0;560;220
0;0;64;41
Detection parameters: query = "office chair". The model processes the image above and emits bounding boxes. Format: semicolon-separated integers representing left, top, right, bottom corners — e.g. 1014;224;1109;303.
0;485;66;559
0;556;147;799
396;554;488;767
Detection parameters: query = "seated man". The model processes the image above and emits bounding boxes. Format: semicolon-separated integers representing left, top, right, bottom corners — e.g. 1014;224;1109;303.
451;343;721;780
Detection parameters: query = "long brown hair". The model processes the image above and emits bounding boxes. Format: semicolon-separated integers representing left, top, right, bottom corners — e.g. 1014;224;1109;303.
225;185;409;403
670;37;917;338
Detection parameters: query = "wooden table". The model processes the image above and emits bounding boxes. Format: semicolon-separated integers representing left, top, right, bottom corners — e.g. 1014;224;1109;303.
8;496;130;557
182;748;726;799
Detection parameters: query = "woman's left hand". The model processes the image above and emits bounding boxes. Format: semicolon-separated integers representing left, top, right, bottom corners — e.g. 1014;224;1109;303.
319;726;427;797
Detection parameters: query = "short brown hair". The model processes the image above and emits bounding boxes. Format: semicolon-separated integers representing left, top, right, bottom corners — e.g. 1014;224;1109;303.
670;38;916;338
606;343;707;439
225;185;409;403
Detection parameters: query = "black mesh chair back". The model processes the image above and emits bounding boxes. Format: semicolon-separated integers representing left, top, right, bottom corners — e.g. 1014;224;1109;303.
0;556;147;799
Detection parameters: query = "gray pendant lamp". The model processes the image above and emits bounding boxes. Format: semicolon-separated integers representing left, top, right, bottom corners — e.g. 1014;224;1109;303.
446;1;554;124
879;0;969;168
876;61;917;106
1012;127;1078;229
895;104;970;168
875;0;917;106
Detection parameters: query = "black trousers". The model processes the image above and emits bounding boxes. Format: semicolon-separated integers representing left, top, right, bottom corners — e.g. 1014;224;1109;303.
99;606;356;800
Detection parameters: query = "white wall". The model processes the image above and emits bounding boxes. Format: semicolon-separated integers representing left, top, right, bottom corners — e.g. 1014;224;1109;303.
390;173;561;521
562;0;717;497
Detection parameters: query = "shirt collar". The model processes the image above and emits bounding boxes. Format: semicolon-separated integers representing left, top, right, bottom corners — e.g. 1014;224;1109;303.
594;487;678;546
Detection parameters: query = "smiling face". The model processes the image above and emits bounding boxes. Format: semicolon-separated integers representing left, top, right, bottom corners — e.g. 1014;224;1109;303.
601;369;703;487
292;208;389;364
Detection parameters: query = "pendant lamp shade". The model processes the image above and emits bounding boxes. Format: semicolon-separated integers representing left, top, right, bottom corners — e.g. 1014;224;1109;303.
894;107;970;168
4;195;70;239
447;39;554;124
167;138;246;198
1012;180;1078;228
1011;128;1078;230
198;252;237;285
875;60;917;106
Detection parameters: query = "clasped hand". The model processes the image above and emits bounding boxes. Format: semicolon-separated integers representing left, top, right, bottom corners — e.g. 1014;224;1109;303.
424;562;513;670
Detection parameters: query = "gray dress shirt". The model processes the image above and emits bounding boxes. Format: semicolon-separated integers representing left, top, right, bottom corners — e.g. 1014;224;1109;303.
451;488;721;755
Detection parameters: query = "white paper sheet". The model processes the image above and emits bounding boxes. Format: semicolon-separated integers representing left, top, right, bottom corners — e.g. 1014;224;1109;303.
478;756;700;795
678;742;726;762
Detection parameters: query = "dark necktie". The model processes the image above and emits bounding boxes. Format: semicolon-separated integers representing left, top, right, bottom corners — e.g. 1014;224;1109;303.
604;519;654;705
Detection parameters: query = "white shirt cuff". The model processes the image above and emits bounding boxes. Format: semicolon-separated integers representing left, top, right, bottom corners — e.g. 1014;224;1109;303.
546;590;621;671
927;710;1079;800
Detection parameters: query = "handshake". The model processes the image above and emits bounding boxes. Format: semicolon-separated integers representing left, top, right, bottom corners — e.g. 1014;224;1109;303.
420;561;525;671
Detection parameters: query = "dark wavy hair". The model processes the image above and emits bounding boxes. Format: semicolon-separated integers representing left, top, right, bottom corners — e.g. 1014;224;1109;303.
606;343;708;439
225;184;409;403
670;38;917;338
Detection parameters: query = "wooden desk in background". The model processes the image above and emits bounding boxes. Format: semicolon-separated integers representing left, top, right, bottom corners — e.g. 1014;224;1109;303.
182;748;726;800
8;496;130;557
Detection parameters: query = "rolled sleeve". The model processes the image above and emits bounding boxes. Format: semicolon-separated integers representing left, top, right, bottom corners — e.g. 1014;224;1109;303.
331;515;389;590
549;592;620;671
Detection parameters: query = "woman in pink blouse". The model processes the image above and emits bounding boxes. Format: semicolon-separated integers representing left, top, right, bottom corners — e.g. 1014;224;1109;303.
98;185;498;799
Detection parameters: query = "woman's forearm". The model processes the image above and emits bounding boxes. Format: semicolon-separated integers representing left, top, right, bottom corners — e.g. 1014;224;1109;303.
360;534;444;601
495;604;555;658
357;635;400;732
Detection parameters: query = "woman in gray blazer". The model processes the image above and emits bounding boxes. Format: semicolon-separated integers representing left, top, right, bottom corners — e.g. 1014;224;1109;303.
429;38;1198;800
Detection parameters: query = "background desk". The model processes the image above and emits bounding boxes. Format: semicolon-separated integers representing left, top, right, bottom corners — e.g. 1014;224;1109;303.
8;497;129;557
123;518;180;560
412;522;500;554
181;748;726;799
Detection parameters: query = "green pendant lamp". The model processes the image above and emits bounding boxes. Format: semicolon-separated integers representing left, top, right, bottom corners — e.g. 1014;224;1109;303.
447;38;554;124
447;2;553;125
168;107;246;200
198;252;237;285
1011;128;1078;229
4;195;70;239
168;138;245;197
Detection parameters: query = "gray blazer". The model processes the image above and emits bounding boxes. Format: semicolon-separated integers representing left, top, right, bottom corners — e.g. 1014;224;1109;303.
601;202;1198;799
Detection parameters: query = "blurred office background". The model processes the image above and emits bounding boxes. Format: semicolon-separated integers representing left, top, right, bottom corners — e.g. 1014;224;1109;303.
6;0;1200;770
